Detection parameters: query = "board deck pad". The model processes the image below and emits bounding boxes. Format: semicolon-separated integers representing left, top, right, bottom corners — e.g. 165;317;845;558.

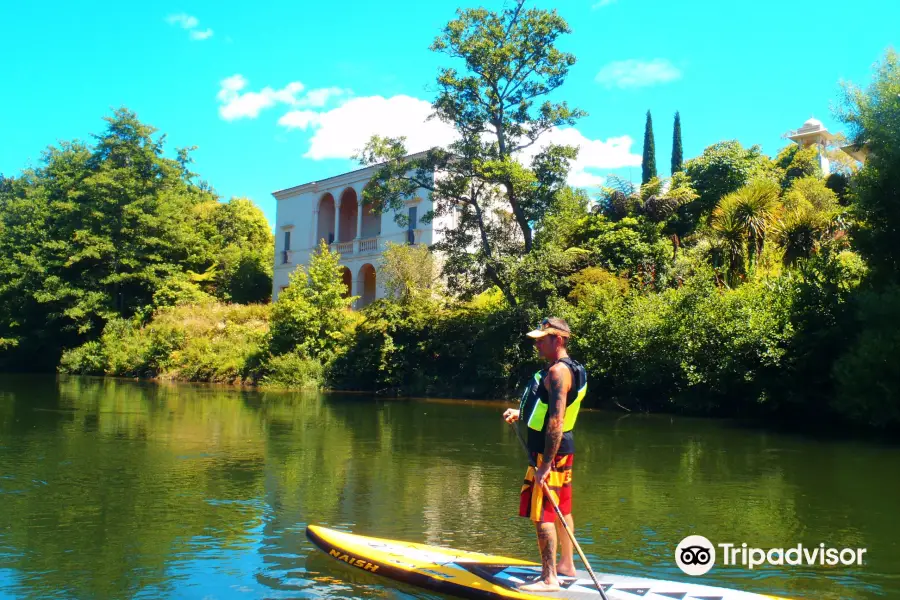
306;525;792;600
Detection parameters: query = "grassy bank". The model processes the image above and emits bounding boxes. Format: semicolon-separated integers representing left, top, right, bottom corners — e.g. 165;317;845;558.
58;302;323;390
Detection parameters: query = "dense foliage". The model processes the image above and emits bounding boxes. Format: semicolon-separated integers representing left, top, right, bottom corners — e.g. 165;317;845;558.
329;46;899;433
59;302;272;384
268;240;355;363
0;108;273;371
56;242;355;390
2;8;898;435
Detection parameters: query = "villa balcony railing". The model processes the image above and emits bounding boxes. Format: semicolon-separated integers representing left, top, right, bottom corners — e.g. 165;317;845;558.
332;241;354;255
358;237;378;253
279;236;384;266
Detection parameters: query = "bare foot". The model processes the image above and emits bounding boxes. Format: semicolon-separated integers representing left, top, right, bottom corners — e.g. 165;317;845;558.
518;578;561;592
557;562;576;578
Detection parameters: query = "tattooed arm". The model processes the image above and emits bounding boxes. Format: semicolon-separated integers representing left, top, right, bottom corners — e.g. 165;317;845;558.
542;362;571;465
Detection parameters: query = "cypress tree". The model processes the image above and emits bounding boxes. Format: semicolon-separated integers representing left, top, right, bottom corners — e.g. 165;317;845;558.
642;110;656;184
671;111;683;174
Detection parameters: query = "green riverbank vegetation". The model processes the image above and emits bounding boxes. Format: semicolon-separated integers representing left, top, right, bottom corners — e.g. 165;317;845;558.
2;3;898;432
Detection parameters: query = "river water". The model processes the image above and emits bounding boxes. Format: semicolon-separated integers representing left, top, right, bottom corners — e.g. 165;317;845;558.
0;375;897;599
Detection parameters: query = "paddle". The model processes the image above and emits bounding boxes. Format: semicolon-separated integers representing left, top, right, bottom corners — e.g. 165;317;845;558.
509;421;609;600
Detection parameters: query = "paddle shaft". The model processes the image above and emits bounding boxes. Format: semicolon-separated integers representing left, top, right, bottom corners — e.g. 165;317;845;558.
509;421;609;600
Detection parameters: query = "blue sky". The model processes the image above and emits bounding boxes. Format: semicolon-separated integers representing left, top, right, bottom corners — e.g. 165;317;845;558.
1;0;896;228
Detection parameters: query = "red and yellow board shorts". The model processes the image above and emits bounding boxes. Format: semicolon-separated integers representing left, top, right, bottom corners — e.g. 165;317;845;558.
519;453;573;523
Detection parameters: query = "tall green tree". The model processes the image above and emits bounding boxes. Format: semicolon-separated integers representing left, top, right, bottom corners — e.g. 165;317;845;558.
677;140;777;236
642;110;657;184
837;48;900;278
0;109;273;371
380;242;443;304
268;240;355;362
356;0;584;306
0;109;218;369
774;144;822;189
193;198;274;304
826;49;900;430
671;111;683;174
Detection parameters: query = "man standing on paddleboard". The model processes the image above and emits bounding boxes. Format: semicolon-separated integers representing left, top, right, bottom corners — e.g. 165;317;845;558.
503;316;588;592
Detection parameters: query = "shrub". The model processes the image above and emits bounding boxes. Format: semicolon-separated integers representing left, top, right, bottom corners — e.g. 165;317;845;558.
152;275;215;308
101;318;152;377
268;241;355;362
58;302;271;384
328;291;528;398
775;145;822;189
782;176;839;213
572;270;795;416
832;285;900;429
260;353;324;389
58;341;105;375
567;266;629;306
155;303;270;383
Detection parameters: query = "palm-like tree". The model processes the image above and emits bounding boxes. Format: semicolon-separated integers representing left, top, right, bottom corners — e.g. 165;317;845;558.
711;207;746;286
775;203;829;265
712;179;780;272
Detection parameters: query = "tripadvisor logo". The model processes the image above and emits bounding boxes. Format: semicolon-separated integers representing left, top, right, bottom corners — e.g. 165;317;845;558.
675;535;867;576
675;535;716;576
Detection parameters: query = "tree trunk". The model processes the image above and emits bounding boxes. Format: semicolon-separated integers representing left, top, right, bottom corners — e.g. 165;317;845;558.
495;114;533;254
507;189;533;252
472;195;517;307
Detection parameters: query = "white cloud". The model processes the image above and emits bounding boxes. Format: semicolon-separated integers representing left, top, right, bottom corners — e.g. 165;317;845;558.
278;95;458;160
167;13;198;29
595;58;682;89
190;28;214;41
277;110;320;130
217;75;305;120
167;13;213;41
220;74;247;92
276;92;640;187
592;0;617;8
518;128;642;187
298;87;349;108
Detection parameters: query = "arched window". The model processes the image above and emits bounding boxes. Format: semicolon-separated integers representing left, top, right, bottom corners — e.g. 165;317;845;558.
358;264;377;307
317;193;336;244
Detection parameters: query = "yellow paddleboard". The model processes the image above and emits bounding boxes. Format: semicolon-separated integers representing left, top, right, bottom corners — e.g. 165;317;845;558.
306;525;793;600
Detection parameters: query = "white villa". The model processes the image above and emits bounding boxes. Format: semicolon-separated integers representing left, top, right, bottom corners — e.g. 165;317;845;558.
271;157;454;306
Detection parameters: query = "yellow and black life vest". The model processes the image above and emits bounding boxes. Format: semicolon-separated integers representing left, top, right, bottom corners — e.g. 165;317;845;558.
518;357;587;454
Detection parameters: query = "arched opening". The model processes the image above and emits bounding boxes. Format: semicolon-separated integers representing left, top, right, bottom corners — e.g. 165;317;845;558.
338;188;358;243
358;263;377;308
360;202;381;238
360;186;381;238
316;194;335;245
340;266;352;299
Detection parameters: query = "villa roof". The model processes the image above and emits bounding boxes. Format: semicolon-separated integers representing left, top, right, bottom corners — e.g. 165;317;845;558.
271;150;433;200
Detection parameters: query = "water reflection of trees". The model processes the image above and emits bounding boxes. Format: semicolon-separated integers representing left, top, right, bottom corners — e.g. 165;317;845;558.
258;395;895;599
567;412;893;599
1;377;269;599
0;379;896;600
